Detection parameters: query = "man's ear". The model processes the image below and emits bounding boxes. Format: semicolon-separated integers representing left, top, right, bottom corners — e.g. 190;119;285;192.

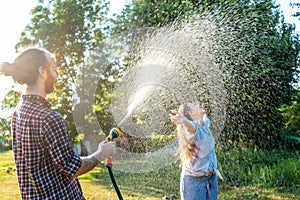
38;66;48;79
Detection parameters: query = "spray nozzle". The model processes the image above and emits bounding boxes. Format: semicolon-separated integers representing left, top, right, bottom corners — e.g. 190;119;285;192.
105;127;122;143
105;127;122;167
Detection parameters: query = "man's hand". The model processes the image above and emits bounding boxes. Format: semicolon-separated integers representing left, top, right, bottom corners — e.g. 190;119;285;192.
72;142;116;178
91;142;116;161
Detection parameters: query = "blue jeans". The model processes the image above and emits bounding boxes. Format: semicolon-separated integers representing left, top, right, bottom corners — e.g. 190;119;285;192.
180;173;218;200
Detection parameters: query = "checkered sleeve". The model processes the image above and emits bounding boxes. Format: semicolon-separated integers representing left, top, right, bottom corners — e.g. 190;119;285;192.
43;111;82;177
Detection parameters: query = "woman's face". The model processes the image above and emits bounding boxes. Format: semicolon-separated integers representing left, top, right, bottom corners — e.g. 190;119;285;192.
187;103;205;120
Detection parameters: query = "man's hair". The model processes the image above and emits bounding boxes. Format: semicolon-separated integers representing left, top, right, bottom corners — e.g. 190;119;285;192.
0;47;53;85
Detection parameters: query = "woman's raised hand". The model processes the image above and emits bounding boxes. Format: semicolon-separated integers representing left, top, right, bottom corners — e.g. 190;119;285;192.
169;110;185;125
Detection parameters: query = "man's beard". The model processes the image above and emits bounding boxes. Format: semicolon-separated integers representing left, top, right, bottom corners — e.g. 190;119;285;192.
45;71;55;94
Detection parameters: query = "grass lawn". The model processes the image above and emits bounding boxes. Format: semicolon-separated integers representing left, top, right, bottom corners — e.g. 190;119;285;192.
1;150;299;200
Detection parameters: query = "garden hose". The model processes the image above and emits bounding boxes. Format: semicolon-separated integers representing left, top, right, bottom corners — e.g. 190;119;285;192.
105;127;123;200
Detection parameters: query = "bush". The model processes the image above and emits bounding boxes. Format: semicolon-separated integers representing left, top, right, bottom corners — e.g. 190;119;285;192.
0;138;12;151
271;158;300;187
217;146;300;190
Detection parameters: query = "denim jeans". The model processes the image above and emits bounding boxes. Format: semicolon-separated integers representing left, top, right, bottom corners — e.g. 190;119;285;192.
180;173;218;200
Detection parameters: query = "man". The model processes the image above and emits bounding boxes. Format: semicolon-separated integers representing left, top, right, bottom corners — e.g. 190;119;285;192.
0;47;116;199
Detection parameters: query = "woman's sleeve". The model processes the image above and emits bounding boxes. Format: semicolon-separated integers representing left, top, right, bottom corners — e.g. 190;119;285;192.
203;115;211;128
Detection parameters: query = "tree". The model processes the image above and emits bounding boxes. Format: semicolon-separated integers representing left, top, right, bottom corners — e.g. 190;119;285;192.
0;90;20;150
0;116;12;150
220;0;300;148
3;0;110;143
110;0;300;148
291;2;300;20
279;89;300;149
2;0;298;150
280;89;300;131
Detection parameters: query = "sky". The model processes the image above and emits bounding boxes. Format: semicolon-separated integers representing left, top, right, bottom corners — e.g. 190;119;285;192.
0;0;299;118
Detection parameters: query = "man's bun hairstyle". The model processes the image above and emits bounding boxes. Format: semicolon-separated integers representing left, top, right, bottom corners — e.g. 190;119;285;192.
0;47;52;85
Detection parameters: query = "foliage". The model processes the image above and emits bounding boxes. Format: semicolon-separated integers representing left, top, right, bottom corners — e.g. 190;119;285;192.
218;146;300;188
271;158;300;187
111;0;199;31
2;0;111;143
279;89;300;131
1;90;21;111
0;90;18;151
291;2;300;20
220;0;300;148
0;0;299;151
111;0;300;149
0;116;12;151
278;89;300;149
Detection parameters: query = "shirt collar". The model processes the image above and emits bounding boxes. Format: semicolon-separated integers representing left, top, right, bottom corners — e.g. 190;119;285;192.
22;94;51;108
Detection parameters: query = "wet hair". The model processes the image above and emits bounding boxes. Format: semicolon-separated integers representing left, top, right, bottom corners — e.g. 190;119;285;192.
177;103;198;163
179;103;193;121
0;47;53;85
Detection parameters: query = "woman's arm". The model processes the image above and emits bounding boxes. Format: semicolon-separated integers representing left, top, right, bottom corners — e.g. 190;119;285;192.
169;110;196;133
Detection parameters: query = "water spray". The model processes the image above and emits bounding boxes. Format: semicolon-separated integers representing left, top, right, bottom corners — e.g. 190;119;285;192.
74;11;228;173
104;127;123;200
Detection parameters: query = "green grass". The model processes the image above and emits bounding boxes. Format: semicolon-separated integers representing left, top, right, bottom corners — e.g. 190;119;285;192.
0;150;19;200
1;149;299;200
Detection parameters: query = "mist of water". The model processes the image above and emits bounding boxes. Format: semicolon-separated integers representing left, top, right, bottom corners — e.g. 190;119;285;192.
73;7;255;173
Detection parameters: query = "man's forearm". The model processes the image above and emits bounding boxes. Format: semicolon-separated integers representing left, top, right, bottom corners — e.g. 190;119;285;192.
72;156;100;178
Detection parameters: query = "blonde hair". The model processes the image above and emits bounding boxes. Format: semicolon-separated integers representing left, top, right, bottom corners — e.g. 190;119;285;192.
176;103;198;164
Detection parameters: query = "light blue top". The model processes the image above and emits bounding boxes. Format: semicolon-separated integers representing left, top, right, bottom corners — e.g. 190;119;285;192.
182;116;218;177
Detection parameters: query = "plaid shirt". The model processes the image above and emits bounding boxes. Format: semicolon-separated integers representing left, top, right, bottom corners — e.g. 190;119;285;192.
12;95;84;200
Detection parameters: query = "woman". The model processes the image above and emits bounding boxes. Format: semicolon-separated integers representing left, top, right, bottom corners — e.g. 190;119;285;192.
169;102;222;200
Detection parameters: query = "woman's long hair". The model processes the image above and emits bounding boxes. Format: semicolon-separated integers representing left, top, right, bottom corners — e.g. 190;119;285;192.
177;103;198;164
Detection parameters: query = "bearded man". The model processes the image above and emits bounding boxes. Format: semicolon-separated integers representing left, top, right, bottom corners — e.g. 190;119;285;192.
0;47;116;199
